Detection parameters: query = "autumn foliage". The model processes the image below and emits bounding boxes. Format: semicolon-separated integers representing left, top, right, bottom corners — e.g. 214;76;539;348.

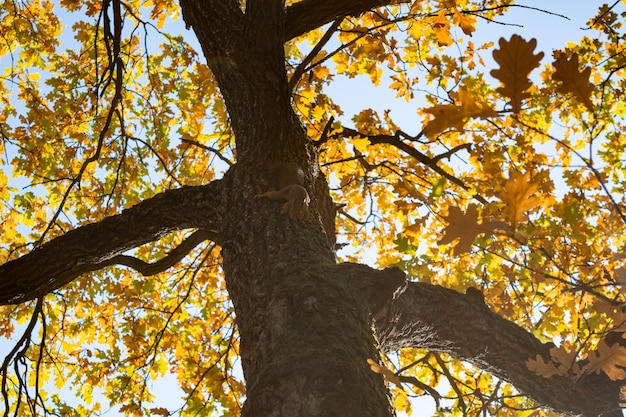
1;0;626;416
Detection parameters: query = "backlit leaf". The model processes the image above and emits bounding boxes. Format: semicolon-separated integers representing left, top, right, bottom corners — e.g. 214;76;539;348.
552;52;594;111
497;170;542;228
490;35;544;113
422;87;497;137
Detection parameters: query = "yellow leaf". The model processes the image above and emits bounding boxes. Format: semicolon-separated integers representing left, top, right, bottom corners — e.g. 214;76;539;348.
552;52;594;111
422;87;497;137
490;35;544;113
393;390;411;413
352;136;370;153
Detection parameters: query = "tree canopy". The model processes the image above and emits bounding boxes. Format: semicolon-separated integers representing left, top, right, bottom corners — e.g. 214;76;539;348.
1;0;626;416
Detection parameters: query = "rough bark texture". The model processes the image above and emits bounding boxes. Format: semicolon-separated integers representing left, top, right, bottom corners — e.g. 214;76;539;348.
216;164;394;416
376;283;624;416
0;0;624;416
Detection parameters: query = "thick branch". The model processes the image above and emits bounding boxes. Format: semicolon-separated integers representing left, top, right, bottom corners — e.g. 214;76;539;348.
179;0;303;162
245;0;285;74
0;181;224;305
285;0;400;40
375;282;623;416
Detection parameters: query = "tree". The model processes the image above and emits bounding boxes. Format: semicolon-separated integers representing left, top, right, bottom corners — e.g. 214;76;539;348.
1;0;625;415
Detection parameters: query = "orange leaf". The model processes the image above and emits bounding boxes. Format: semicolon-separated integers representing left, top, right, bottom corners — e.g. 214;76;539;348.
367;358;403;388
490;35;544;113
453;9;476;36
552;52;594;111
497;171;542;228
438;204;503;255
431;11;454;47
549;346;582;376
422;87;496;137
526;354;561;378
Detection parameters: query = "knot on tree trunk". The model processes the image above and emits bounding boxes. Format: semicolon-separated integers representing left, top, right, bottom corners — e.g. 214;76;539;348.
338;263;407;316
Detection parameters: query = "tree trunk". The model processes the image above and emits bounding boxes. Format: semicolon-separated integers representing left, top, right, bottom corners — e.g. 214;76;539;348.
216;164;395;416
175;1;397;414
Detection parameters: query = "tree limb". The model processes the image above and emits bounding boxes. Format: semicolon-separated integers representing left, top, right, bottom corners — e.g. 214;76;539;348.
96;229;216;276
340;127;489;204
285;0;402;40
375;281;624;417
0;181;224;305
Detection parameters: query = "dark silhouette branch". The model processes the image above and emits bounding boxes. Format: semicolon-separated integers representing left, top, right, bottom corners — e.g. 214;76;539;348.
37;0;126;247
339;127;488;204
285;0;402;40
288;18;343;92
1;298;44;415
97;229;216;275
181;138;234;166
332;263;623;415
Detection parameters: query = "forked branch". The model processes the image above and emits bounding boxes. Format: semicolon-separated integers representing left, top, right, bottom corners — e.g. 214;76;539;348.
0;181;225;305
97;229;216;276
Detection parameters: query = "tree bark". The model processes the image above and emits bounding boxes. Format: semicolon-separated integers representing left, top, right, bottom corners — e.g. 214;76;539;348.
376;282;624;416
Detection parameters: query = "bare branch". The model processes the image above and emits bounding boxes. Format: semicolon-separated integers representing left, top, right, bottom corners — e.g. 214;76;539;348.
99;229;215;275
339;127;488;204
37;0;126;247
288;18;343;92
1;298;44;415
181;138;234;166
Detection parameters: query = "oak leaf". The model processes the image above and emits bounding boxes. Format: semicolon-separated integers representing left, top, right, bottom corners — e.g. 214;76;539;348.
552;52;594;111
527;346;582;379
549;346;582;377
422;87;497;138
497;171;542;228
438;204;505;255
526;354;561;378
490;35;544;113
431;11;453;47
583;341;626;381
452;9;476;36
